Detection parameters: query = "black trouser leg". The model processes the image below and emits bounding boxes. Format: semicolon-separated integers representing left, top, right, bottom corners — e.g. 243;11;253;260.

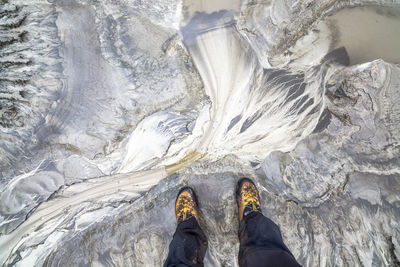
164;217;208;267
238;212;301;267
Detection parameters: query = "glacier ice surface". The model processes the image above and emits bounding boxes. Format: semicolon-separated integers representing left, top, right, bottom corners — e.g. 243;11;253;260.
1;0;400;266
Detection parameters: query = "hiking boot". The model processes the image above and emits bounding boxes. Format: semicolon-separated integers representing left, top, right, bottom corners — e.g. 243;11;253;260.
236;178;262;221
175;187;200;224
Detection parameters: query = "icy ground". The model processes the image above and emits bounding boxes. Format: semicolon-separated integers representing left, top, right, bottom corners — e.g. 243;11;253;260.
0;0;400;266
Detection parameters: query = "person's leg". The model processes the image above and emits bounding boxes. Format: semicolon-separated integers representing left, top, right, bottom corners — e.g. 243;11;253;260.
164;216;207;267
164;187;208;267
238;212;300;267
236;178;301;267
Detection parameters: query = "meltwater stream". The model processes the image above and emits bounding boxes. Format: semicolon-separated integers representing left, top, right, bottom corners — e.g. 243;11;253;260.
120;20;328;173
1;1;400;266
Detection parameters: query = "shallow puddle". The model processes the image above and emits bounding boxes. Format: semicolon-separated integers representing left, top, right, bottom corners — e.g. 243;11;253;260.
326;5;400;65
281;5;400;67
181;0;241;24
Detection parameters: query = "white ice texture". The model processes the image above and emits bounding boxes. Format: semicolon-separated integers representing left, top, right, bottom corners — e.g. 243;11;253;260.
0;0;400;266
